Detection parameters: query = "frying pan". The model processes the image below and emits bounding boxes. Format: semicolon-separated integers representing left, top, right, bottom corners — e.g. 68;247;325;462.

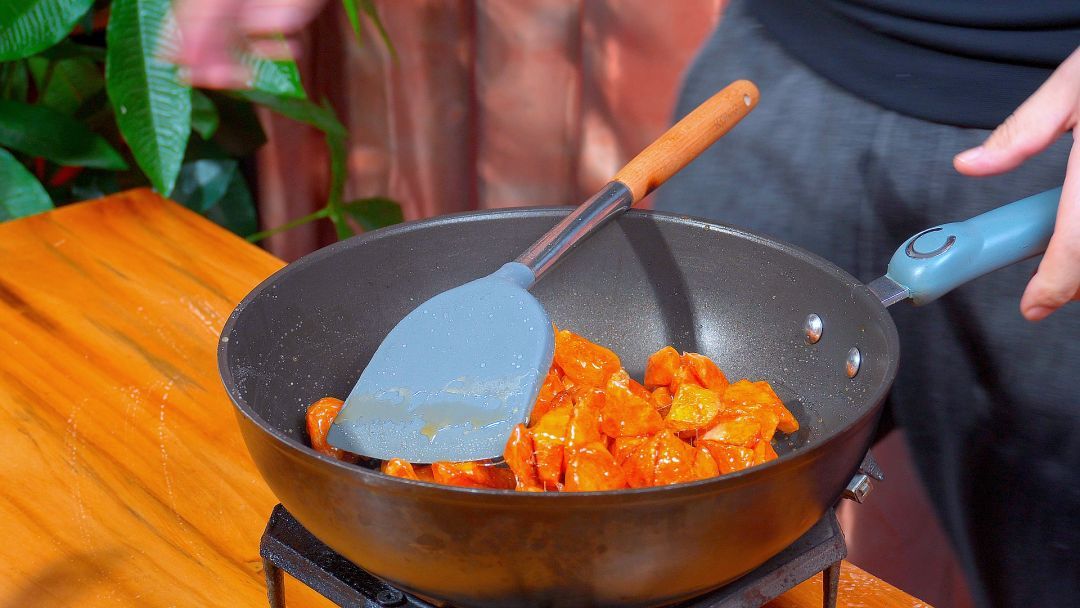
218;188;1057;607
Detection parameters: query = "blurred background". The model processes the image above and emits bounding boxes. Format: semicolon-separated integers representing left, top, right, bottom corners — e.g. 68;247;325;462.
258;0;724;260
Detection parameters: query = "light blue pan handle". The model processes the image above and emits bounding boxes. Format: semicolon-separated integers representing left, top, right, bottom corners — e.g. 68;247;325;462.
886;187;1062;305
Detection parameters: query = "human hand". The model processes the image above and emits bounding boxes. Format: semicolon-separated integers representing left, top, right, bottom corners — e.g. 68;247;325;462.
172;0;328;89
954;46;1080;321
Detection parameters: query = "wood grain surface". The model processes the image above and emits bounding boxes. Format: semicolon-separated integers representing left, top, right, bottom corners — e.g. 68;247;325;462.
0;189;928;607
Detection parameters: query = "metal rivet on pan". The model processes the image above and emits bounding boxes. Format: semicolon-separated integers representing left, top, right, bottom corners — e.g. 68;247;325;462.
846;347;861;378
376;589;405;606
804;314;823;344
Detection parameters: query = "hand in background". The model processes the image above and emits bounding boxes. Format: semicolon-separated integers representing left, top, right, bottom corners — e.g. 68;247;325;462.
955;46;1080;321
172;0;328;89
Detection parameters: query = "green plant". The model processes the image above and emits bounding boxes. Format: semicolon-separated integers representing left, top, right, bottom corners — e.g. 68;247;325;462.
0;0;401;240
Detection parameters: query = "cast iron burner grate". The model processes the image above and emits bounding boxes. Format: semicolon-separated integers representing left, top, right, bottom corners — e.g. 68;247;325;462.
259;505;846;608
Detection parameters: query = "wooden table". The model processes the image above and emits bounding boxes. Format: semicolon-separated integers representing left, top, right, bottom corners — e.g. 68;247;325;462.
0;190;930;608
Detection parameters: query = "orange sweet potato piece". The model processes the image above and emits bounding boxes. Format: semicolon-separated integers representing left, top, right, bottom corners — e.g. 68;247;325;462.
644;346;680;388
628;378;652;400
431;461;516;489
722;379;799;434
681;352;730;393
651;386;673;412
504;423;542;491
306;397;359;463
652;432;700;486
413;465;435;481
666;384;723;434
531;405;573;487
601;370;664;437
382;458;419;480
553;329;621;388
530;367;565;424
753;440;779;466
611;435;650;464
620;433;666;488
701;413;763;448
565;389;605;468
699;440;756;475
565;442;628;491
692;445;720;480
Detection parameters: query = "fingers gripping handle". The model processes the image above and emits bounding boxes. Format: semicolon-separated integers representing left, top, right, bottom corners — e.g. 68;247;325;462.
887;188;1061;305
614;80;760;203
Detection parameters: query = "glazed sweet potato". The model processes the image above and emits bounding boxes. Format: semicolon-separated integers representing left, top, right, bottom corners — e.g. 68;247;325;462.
308;328;799;492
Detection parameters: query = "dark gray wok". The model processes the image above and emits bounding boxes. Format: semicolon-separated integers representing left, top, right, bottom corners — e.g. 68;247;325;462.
218;187;1058;607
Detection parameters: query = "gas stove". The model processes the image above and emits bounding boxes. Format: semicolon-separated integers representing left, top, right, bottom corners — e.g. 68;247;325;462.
259;504;847;608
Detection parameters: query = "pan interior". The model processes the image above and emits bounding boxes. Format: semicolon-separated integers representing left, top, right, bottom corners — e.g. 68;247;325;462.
221;209;897;463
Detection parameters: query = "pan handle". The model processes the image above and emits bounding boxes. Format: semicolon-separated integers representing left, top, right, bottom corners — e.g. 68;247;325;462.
885;187;1061;305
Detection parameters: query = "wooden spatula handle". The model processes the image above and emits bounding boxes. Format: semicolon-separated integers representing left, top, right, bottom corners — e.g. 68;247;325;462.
613;79;759;202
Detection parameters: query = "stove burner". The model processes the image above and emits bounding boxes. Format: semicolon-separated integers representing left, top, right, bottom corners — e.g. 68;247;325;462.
259;505;845;608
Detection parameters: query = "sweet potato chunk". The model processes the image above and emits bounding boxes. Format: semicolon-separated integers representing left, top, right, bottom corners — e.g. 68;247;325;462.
565;442;628;491
628;378;652;401
601;370;664;437
553;329;621;388
565;389;605;467
701;413;762;448
505;424;542;491
431;461;516;489
666;384;723;434
306;397;359;463
530;367;565;424
652;431;701;486
531;405;573;487
611;435;650;464
753;440;779;466
644;346;680;388
722;379;799;434
621;433;662;488
698;440;756;475
651;386;673;411
692;445;721;480
382;458;419;480
681;352;730;393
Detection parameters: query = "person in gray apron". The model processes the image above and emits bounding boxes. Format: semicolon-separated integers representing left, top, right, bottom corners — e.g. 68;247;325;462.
655;2;1080;606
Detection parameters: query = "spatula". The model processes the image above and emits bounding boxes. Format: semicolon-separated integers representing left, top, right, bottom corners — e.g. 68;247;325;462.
328;80;760;463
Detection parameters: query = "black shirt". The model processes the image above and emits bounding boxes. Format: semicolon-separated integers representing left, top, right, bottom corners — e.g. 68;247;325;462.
746;1;1080;129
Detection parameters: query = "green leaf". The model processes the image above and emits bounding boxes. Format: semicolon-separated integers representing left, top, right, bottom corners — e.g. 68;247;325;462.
190;90;219;139
342;196;402;231
341;0;395;58
233;91;346;138
358;0;395;58
0;99;127;169
171;158;236;213
202;91;265;156
0;147;53;220
63;168;121;203
28;56;104;114
203;168;257;235
0;0;95;61
343;0;362;41
37;40;105;62
106;0;191;195
0;61;30;101
244;55;306;99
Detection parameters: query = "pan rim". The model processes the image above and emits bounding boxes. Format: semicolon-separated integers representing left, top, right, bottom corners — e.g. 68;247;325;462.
218;206;900;499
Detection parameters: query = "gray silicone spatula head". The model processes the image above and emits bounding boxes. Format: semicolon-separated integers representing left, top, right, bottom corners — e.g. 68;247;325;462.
328;80;760;463
327;262;553;463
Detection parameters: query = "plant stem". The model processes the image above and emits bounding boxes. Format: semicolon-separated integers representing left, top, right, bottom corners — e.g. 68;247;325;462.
245;207;330;242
